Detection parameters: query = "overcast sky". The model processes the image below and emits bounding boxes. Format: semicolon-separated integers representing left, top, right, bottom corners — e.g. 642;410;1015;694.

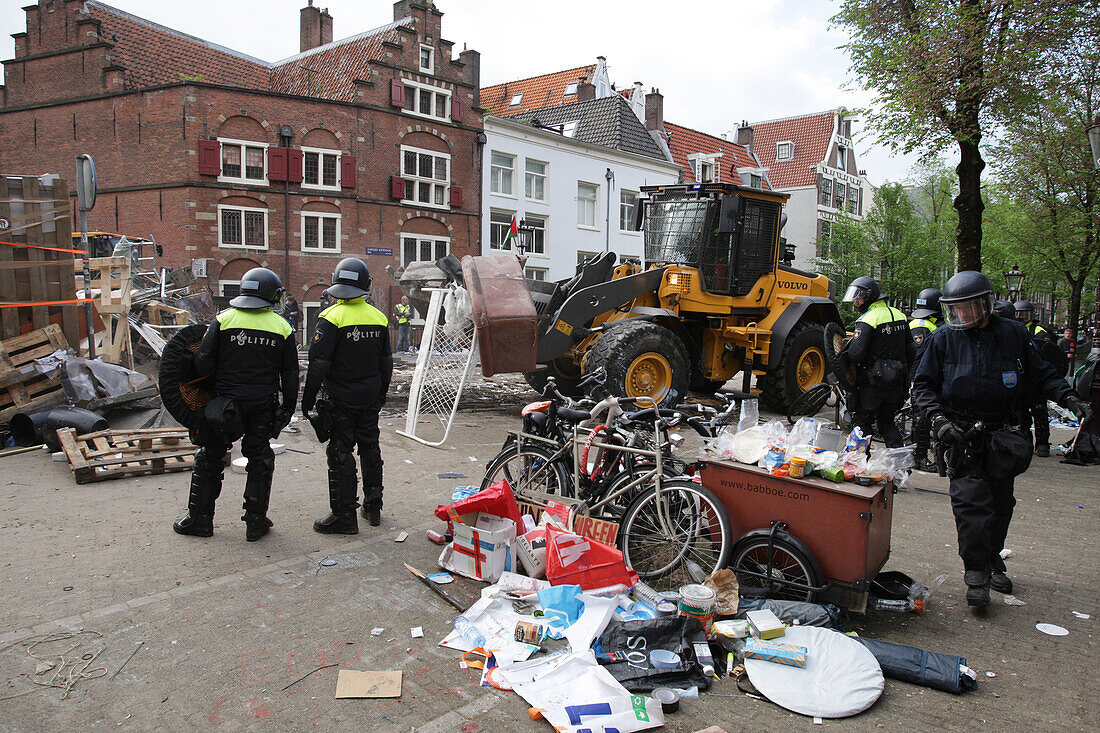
1;0;933;185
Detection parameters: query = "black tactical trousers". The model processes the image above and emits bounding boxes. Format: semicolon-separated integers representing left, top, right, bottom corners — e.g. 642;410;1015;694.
854;402;904;448
1028;401;1050;446
948;462;1016;573
192;399;276;517
326;402;384;511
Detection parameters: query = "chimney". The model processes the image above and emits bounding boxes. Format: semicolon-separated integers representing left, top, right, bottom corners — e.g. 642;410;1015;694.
320;7;333;46
577;78;596;102
300;1;321;52
459;47;481;106
645;88;664;132
736;120;753;153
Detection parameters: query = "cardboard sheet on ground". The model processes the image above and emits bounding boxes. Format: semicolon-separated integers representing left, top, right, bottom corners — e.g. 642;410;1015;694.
334;670;402;698
503;650;664;733
744;626;883;718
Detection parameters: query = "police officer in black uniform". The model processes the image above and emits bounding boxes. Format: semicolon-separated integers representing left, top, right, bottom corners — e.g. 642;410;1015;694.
1014;300;1055;456
908;288;943;470
913;272;1091;608
173;267;299;541
302;258;393;533
842;276;916;447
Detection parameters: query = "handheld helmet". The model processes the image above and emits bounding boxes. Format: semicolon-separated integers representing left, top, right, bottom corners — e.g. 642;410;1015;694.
326;258;372;299
911;288;943;320
940;271;993;330
230;267;284;309
842;276;882;313
993;300;1016;319
1013;300;1035;321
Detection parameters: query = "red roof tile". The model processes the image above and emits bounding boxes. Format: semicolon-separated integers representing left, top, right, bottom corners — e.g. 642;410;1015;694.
664;122;767;188
480;65;596;116
749;111;837;189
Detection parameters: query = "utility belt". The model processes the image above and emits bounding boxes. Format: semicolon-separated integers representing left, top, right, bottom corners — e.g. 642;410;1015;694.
936;416;1031;480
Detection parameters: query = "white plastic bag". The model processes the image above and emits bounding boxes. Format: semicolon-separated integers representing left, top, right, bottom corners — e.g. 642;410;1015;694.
738;397;760;433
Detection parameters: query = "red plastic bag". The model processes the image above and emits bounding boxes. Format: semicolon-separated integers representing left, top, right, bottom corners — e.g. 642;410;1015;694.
544;524;639;590
434;478;523;534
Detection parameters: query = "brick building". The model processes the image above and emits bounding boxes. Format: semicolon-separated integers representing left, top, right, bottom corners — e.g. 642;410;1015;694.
0;0;482;338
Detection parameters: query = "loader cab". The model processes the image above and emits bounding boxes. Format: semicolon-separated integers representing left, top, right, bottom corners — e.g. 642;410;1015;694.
638;184;786;298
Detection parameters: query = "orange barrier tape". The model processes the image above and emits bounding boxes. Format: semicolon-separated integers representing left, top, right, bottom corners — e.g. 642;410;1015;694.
0;239;89;255
0;298;94;308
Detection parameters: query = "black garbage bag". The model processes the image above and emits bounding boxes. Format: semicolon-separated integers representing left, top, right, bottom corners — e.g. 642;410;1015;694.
736;598;843;629
598;616;712;692
853;637;977;694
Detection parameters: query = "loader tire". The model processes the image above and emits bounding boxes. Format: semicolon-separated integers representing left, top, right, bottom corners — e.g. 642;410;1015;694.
523;357;584;397
760;322;827;412
583;321;689;408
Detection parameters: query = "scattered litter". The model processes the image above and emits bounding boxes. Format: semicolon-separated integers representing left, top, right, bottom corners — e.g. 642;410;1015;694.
280;425;301;434
404;459;413;464
334;670;402;698
51;451;66;462
1002;595;1026;606
468;456;477;462
427;572;453;585
411;627;424;638
999;549;1013;559
394;531;408;543
270;443;286;455
986;671;996;678
814;718;824;725
371;628;384;636
320;559;337;567
1035;623;1069;636
1072;611;1091;620
437;472;466;479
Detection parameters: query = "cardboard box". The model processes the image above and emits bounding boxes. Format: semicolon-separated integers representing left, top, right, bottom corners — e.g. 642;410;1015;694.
744;638;808;668
745;609;785;640
516;526;547;578
447;512;516;582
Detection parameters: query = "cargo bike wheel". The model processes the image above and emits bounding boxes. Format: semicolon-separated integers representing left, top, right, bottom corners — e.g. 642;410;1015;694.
730;525;825;602
618;478;732;592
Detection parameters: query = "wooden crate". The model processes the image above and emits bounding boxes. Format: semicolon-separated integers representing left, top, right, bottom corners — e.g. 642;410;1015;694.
55;427;196;484
0;175;80;348
0;323;69;422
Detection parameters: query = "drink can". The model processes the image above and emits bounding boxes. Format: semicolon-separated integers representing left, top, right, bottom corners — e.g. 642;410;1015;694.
426;529;447;545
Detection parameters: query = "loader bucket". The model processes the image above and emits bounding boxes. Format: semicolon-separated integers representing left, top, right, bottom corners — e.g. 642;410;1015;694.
461;255;538;377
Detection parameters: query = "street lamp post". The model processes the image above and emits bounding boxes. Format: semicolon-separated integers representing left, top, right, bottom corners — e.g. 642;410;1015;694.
1004;265;1026;300
1087;115;1100;356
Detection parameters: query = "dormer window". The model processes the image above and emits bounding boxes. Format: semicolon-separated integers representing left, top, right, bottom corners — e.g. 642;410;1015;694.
509;93;523;107
836;144;848;169
561;120;578;137
776;141;794;162
419;45;434;73
564;81;578;96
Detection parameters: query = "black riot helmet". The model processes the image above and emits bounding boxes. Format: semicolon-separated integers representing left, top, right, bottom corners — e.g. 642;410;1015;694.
326;258;372;299
842;276;882;313
230;267;285;309
1013;300;1035;321
993;300;1016;319
940;271;993;330
911;288;943;320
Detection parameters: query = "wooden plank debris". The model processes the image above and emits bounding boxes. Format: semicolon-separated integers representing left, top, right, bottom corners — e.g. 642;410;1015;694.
56;427;195;484
0;323;69;422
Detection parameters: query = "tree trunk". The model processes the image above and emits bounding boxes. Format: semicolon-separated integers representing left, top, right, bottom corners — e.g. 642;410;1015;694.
954;137;985;272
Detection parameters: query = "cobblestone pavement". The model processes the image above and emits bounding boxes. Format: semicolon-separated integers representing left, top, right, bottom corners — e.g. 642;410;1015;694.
1;374;1096;731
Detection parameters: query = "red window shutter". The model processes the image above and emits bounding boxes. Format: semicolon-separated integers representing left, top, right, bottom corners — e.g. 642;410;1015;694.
287;149;304;183
340;155;357;188
390;78;405;107
390;175;406;199
198;139;220;176
268;147;288;181
451;97;463;123
450;185;462;209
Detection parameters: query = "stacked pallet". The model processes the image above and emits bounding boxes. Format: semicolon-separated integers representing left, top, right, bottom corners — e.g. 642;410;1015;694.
0;323;69;422
55;427;195;484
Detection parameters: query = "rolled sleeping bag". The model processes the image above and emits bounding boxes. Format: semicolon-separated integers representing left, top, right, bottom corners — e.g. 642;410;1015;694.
10;405;108;451
852;637;977;694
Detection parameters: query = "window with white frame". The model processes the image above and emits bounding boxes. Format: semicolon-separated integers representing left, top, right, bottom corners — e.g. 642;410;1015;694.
401;146;450;208
696;159;715;183
577;251;600;266
489;210;515;250
776;141;794;162
525;159;547;201
836;145;848;169
218;204;268;249
219;280;241;298
750;173;762;188
419;44;434;73
301;212;341;252
564;81;578;96
848;185;859;214
402;79;451;120
525;266;548;281
524;214;546;255
218;138;267;184
619;190;638;231
302;147;340;190
401;235;449;266
577;182;597;228
490;152;515;196
834;182;846;209
509;93;523;107
561;120;578;138
820;178;832;206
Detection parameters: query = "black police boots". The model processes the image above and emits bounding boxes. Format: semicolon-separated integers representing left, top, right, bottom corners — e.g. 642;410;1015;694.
173;512;213;537
964;569;991;607
1035;443;1050;457
990;571;1013;594
173;457;220;537
313;511;358;534
914;447;937;473
315;472;359;534
362;489;383;527
244;513;273;542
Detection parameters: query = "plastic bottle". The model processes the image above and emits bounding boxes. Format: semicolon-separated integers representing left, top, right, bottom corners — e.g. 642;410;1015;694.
454;615;487;648
693;641;716;677
870;598;916;612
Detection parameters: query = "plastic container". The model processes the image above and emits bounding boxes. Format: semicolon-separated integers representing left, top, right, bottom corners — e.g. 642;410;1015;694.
789;456;808;478
814;427;845;453
678;583;717;637
650;649;680;669
453;615;486;648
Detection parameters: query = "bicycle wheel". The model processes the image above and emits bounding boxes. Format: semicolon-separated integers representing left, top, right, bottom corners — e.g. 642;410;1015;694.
618;478;732;592
730;530;824;602
894;404;914;444
481;443;573;500
786;382;832;424
620;408;714;470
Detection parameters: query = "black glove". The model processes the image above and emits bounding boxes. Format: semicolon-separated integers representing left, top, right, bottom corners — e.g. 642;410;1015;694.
273;406;293;437
932;414;967;445
1066;396;1093;425
301;392;315;415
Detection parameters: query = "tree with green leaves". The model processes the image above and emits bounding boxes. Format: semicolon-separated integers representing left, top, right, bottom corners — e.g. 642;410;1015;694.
832;0;1087;272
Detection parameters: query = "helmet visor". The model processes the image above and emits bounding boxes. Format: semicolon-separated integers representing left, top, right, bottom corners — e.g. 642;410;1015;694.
945;294;992;330
842;285;867;303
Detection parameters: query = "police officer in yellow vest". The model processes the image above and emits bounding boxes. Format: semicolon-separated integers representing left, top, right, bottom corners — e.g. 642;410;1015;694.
303;258;393;533
909;288;943;470
394;295;412;353
173;267;299;541
1014;300;1053;455
843;276;916;447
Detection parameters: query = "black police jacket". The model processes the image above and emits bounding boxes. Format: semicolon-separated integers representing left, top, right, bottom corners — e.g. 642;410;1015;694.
912;314;1071;424
193;307;299;405
303;298;393;408
848;300;916;385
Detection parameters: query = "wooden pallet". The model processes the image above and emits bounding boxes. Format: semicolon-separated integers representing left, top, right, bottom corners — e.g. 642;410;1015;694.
55;427;196;484
0;323;69;422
